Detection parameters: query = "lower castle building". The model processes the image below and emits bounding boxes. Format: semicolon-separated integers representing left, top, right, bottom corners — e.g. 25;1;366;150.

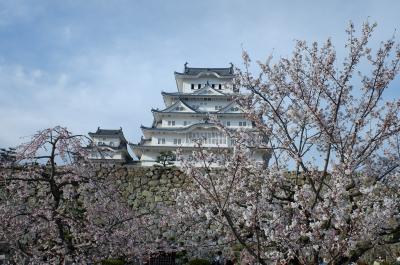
87;127;132;163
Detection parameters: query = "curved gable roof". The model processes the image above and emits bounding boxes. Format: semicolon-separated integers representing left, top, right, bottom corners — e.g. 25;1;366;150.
217;101;243;114
153;99;197;113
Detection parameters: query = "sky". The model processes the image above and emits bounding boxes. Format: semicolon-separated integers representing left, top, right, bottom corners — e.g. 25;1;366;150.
0;0;399;152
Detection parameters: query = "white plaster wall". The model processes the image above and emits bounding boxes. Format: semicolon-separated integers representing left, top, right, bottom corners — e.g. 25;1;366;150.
217;117;253;128
138;148;266;167
140;150;160;162
112;153;123;159
161;117;203;128
93;136;121;147
89;150;123;160
181;77;233;93
150;130;231;147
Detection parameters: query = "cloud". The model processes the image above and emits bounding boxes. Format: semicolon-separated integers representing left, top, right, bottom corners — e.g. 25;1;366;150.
0;0;45;27
0;48;170;148
0;0;399;150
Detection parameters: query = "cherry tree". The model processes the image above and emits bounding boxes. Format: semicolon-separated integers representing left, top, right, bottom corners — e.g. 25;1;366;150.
0;126;170;264
177;22;400;264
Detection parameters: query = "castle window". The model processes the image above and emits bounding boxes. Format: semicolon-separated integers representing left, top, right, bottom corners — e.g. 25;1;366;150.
239;121;247;127
218;84;222;90
184;121;188;126
168;120;175;126
191;84;194;90
198;84;201;89
227;121;231;126
158;138;166;144
212;84;215;88
173;139;181;145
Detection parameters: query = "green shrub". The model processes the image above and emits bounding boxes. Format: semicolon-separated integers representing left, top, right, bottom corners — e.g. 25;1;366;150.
101;258;126;265
187;258;211;265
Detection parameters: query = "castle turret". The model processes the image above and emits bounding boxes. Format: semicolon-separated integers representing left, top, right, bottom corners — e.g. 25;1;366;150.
87;127;132;163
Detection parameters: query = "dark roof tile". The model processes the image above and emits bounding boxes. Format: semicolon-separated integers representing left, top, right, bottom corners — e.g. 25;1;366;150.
88;127;127;142
175;63;234;77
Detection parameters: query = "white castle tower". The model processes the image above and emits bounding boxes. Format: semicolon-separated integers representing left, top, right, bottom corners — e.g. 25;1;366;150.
130;63;264;166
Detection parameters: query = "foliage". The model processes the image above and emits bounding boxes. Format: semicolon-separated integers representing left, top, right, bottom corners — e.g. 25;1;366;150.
0;147;16;164
101;258;126;265
187;258;211;265
0;126;173;264
176;21;400;265
156;151;176;167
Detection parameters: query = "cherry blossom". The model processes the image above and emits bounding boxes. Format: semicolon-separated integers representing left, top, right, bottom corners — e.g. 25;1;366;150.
177;21;400;264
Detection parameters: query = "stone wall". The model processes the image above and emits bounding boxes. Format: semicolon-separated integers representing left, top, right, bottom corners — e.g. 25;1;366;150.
95;164;194;262
96;165;186;212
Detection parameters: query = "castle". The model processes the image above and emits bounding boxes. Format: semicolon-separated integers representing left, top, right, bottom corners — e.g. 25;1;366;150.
87;64;264;166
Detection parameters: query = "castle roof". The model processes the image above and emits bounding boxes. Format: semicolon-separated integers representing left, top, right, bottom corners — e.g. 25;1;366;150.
162;85;229;97
88;127;127;143
141;122;219;133
154;99;197;113
174;63;234;78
